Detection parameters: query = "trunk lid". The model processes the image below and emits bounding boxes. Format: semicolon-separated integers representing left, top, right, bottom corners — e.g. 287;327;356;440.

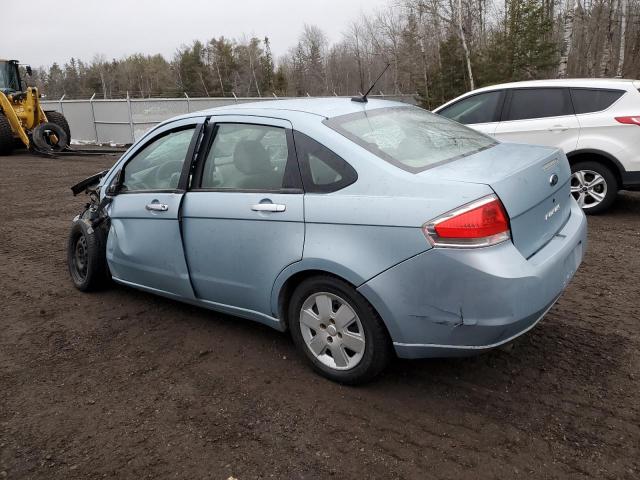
426;142;572;258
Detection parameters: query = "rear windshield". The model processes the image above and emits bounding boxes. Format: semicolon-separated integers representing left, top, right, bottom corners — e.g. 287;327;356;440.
324;106;496;173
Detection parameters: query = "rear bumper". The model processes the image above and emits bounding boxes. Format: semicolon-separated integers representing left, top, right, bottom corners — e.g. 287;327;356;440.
358;199;588;359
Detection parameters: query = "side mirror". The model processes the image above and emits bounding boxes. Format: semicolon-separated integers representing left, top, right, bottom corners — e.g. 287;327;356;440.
26;65;33;76
106;169;122;196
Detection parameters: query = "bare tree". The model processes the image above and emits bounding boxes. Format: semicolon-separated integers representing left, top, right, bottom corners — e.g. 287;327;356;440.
456;0;475;89
558;0;577;77
617;0;628;77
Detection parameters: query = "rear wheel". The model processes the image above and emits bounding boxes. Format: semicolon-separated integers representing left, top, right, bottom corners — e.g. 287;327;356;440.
570;161;618;214
45;111;71;142
67;219;109;292
0;113;13;156
289;276;391;384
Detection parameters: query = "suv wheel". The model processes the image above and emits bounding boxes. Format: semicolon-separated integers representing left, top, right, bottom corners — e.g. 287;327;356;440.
570;161;618;214
289;276;391;384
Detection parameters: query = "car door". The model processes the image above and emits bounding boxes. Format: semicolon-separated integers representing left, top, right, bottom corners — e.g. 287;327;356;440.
435;90;504;137
494;87;580;152
106;117;204;299
180;116;304;318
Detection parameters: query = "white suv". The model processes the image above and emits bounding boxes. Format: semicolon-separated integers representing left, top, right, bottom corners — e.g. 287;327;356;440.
434;79;640;213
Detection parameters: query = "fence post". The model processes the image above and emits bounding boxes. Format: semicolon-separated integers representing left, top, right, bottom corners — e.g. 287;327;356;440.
126;91;135;143
184;92;190;113
58;94;66;115
89;93;99;143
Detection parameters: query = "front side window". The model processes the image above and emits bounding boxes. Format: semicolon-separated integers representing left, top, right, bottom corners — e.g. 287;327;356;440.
325;106;496;172
438;91;503;125
505;88;573;121
570;88;625;114
121;127;195;192
201;124;289;190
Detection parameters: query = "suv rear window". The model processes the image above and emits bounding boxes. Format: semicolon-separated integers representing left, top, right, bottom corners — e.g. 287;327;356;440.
505;88;573;121
570;88;625;114
324;106;495;173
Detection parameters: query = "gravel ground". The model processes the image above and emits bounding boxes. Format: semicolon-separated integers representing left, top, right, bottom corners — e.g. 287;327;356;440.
1;152;639;480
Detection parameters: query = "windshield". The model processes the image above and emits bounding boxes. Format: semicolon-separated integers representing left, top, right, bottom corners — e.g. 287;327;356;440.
325;106;496;173
0;62;21;92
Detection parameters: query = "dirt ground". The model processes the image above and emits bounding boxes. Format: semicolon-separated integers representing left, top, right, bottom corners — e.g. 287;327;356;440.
0;152;639;480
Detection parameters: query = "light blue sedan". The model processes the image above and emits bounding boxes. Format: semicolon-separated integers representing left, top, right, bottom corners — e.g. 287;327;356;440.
68;98;587;383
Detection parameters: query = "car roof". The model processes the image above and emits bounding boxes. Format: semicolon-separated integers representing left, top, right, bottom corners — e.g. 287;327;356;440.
433;78;640;112
457;78;638;93
195;97;411;119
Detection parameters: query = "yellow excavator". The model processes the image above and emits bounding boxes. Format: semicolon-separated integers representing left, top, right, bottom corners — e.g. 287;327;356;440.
0;59;71;155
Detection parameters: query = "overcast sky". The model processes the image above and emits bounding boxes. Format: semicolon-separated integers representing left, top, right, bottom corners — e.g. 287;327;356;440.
2;0;391;68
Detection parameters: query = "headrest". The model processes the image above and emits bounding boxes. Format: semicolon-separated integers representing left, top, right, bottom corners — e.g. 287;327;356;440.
233;140;272;175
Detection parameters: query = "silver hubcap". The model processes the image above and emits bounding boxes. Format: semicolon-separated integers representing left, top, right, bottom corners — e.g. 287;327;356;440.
571;170;607;209
299;292;365;371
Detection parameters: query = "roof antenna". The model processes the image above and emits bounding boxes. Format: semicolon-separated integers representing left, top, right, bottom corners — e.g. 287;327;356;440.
351;63;390;103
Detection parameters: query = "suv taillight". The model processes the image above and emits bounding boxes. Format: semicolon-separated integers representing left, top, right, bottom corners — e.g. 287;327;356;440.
423;195;511;248
615;116;640;126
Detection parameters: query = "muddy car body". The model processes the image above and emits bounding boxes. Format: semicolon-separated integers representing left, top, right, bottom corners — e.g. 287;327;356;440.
68;98;587;383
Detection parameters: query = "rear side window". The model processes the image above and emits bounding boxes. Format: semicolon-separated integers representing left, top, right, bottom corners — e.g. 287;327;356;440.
293;131;357;192
570;88;625;114
505;88;573;121
438;91;503;124
325;106;495;173
201;123;289;191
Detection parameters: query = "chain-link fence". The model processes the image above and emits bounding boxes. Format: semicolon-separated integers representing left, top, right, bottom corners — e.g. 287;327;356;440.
41;94;418;144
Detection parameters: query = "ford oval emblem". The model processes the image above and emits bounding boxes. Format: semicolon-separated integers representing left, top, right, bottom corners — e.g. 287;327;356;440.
549;174;559;186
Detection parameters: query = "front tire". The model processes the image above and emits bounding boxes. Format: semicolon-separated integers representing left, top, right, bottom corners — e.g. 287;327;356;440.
67;219;109;291
570;161;618;214
289;276;391;384
0;113;13;156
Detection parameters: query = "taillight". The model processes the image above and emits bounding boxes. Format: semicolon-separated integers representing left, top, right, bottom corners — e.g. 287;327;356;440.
423;195;511;248
615;116;640;126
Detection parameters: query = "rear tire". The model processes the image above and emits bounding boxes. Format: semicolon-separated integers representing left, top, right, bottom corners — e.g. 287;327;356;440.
32;122;69;152
570;161;618;214
0;113;13;156
289;275;392;384
67;219;110;292
45;111;71;142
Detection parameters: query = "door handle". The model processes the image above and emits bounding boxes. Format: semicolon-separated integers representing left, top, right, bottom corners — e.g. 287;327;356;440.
145;203;169;212
251;203;286;212
548;125;569;132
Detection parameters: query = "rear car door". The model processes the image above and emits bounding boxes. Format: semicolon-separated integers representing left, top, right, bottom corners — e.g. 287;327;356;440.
181;116;304;317
435;90;504;137
494;87;580;152
106;118;203;298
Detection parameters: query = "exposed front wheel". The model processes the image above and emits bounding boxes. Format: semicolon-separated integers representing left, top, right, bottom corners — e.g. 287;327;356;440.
67;219;109;291
570;161;618;214
289;276;391;384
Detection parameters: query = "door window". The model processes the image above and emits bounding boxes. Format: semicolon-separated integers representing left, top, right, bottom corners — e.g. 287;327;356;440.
570;88;625;114
293;131;357;192
505;88;573;121
121;127;195;192
201;124;289;191
438;91;503;124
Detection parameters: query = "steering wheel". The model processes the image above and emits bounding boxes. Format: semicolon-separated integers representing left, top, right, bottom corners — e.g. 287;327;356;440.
154;161;183;188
